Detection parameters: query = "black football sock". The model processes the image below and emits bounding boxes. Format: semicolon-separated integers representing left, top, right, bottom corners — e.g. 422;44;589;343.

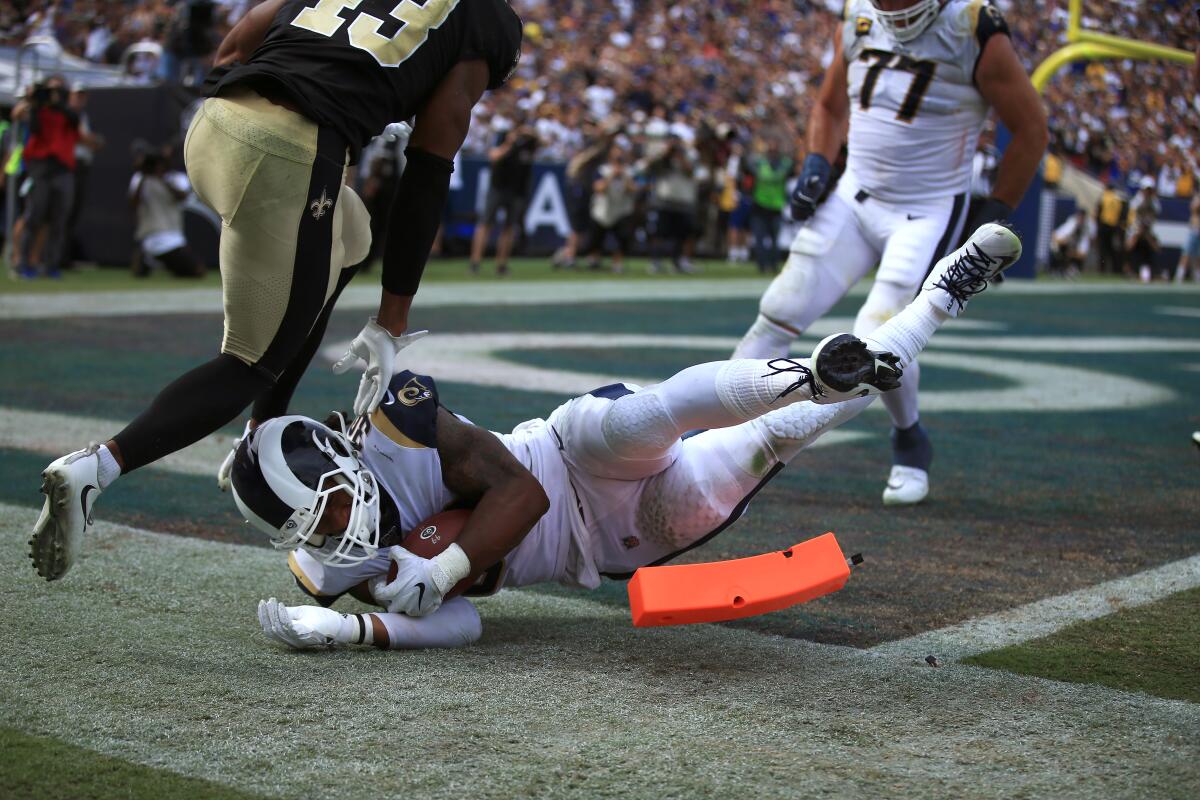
891;421;933;471
113;354;273;473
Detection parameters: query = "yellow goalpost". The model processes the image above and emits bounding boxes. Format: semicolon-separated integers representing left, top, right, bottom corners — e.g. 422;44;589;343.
1030;0;1195;93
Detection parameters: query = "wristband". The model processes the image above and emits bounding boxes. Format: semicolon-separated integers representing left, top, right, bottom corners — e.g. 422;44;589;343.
430;543;471;595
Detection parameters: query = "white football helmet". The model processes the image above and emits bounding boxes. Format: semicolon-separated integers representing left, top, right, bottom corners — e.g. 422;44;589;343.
230;415;381;567
869;0;943;43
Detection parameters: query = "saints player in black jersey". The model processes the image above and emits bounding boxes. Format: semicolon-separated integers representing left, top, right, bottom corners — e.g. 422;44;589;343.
28;0;523;582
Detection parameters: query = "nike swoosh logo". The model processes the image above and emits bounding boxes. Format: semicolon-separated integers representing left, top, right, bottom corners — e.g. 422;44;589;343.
80;485;97;527
887;481;904;490
415;582;426;609
907;214;922;220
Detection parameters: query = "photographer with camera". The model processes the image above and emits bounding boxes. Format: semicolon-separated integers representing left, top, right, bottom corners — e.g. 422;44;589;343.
12;76;80;279
643;136;701;274
129;143;204;279
470;113;540;277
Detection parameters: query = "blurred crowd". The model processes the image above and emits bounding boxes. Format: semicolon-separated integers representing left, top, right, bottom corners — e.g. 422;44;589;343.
0;1;246;82
460;0;1197;269
1;0;1195;275
1010;0;1198;198
3;1;1195;201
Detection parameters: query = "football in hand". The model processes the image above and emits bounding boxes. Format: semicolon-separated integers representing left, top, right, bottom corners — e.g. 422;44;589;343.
386;509;475;598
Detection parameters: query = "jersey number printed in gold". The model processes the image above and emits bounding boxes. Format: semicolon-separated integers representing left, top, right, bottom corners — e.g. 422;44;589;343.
292;0;459;68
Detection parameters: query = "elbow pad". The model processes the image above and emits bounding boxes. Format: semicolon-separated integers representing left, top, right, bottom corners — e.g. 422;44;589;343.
381;147;454;297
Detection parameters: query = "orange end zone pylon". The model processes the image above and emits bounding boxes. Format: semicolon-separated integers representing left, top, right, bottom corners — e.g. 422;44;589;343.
627;533;858;627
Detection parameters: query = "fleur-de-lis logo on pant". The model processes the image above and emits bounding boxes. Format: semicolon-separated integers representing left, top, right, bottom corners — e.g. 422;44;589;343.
310;187;333;221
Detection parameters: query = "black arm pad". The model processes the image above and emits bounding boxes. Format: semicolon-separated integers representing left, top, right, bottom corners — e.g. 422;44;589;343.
381;147;455;297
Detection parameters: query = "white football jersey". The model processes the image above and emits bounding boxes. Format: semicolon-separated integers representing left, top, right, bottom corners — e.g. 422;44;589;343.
287;372;590;603
841;0;1008;202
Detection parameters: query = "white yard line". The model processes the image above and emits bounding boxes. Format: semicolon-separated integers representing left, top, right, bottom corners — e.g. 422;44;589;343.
3;279;1199;320
1156;305;1200;318
0;407;232;478
1;503;1197;799
0;403;870;469
0;280;771;320
326;332;1179;413
872;553;1200;662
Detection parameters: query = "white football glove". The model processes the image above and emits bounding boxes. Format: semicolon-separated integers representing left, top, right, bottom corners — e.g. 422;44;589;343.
217;419;254;492
257;598;346;650
332;318;429;417
368;545;469;618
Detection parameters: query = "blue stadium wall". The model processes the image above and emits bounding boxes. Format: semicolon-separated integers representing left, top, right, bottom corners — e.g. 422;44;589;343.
76;87;1191;272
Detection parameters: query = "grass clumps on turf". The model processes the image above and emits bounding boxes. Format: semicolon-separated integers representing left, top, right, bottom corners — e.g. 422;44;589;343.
0;728;273;800
965;586;1200;703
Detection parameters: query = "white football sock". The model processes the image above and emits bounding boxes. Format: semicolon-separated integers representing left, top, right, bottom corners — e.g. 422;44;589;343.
715;358;819;419
863;298;948;370
733;314;795;359
881;361;921;430
600;359;821;463
96;445;122;490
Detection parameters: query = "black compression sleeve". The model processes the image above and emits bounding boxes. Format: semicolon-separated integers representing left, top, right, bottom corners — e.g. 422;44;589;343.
381;147;454;297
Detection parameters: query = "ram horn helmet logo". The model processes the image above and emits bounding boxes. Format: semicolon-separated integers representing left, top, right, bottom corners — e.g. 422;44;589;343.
310;188;333;220
398;377;433;407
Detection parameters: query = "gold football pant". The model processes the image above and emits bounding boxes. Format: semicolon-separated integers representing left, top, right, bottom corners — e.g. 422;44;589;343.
184;87;371;378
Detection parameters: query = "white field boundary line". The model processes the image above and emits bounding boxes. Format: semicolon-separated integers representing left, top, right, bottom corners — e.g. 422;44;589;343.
872;553;1200;662
0;405;871;476
0;407;234;478
0;279;773;320
3;279;1199;320
1;502;1198;800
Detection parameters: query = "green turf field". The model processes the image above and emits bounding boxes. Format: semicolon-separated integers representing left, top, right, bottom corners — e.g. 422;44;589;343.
2;268;1198;797
966;587;1200;703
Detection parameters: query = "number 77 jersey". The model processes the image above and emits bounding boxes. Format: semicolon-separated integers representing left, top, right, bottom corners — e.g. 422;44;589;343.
841;0;1010;203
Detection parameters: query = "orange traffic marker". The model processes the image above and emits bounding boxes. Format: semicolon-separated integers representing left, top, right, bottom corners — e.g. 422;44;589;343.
627;533;857;627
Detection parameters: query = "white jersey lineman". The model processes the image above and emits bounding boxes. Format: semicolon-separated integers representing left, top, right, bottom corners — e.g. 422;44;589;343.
734;0;1012;506
843;0;995;202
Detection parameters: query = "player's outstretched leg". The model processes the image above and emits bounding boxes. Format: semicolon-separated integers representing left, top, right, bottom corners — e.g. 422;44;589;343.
29;354;274;581
594;342;900;468
847;223;1020;382
754;223;1021;472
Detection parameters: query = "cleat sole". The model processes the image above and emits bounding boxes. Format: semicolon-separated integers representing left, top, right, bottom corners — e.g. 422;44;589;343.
28;468;77;581
814;334;875;393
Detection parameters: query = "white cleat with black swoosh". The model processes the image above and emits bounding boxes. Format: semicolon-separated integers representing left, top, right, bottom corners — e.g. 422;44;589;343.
29;445;103;581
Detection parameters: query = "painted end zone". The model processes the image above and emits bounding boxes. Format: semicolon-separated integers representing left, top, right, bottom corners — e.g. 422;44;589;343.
628;533;852;627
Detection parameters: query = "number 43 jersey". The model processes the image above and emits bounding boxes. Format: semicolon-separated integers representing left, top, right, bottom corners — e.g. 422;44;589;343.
207;0;522;160
841;0;1009;203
